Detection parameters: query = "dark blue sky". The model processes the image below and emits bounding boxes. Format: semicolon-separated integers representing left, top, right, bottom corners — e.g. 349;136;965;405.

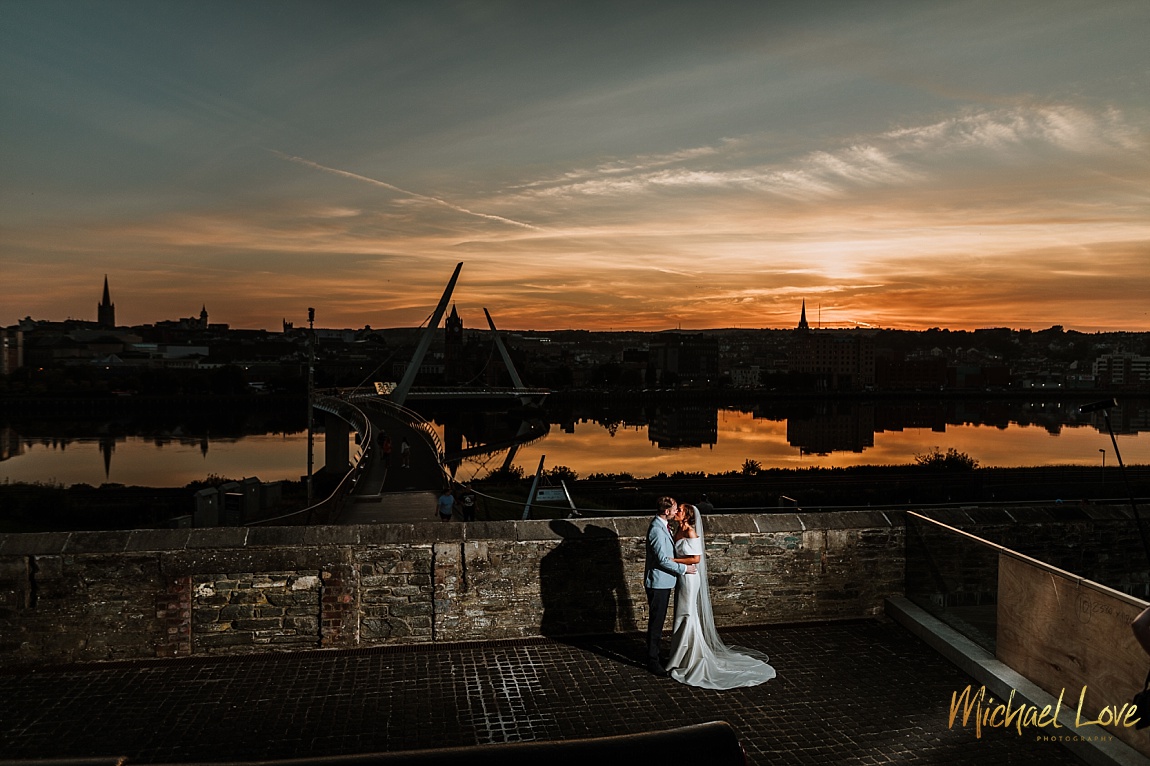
3;1;1148;331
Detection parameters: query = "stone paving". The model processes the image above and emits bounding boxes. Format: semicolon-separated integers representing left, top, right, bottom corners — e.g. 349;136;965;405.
0;618;1086;765
340;491;439;525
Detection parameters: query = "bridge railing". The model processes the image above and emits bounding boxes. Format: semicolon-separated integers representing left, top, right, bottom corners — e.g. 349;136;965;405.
247;396;372;526
398;386;550;397
357;396;446;462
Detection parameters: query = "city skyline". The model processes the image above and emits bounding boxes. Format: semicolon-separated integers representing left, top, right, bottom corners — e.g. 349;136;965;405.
18;273;1150;335
3;2;1149;333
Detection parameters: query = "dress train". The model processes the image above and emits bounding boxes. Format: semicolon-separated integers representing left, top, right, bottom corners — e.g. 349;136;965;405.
666;535;776;689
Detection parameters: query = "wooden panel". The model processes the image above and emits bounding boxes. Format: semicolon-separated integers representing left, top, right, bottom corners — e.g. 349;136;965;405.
997;553;1150;756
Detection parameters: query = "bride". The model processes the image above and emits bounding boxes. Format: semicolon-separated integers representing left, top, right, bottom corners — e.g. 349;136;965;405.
666;503;776;689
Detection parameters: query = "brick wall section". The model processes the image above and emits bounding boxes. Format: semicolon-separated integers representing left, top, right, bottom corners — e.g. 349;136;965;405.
0;505;1139;667
320;564;358;648
155;575;192;658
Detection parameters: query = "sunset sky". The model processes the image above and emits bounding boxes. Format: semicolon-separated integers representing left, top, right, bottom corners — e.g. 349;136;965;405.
3;1;1149;332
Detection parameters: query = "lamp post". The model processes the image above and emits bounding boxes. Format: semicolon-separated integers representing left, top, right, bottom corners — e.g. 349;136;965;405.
1081;398;1148;567
306;307;315;507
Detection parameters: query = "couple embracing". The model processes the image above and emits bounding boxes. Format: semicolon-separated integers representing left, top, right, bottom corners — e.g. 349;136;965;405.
645;496;776;689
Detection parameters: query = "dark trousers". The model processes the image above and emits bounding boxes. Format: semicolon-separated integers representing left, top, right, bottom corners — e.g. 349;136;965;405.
645;586;672;666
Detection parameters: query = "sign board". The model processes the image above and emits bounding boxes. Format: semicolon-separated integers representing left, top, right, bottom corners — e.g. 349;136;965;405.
534;488;567;503
374;381;397;395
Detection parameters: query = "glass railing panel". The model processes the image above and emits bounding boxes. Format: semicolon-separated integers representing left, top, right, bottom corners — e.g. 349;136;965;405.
905;512;999;652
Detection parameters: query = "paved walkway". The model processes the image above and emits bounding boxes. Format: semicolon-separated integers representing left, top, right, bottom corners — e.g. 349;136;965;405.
342;403;448;525
340;491;439;525
0;619;1085;765
355;410;447;497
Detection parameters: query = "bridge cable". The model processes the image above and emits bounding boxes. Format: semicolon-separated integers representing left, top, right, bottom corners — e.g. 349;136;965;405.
345;312;436;395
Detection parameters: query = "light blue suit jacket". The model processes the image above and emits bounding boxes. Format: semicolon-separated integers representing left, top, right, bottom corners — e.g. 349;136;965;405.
645;516;685;590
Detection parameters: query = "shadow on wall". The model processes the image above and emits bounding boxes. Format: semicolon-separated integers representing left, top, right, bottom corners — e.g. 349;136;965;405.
540;520;636;645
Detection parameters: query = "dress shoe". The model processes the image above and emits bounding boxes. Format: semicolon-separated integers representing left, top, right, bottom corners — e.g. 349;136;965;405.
648;664;671;677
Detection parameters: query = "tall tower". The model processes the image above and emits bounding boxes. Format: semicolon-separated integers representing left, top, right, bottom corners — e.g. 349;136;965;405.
797;300;810;332
97;275;115;329
444;303;464;384
200;305;209;329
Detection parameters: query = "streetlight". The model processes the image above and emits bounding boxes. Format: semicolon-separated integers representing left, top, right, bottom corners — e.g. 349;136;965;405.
1081;398;1148;566
1099;448;1106;492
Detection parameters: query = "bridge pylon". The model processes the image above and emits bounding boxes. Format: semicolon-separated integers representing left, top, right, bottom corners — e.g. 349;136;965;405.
391;261;463;407
483;307;527;390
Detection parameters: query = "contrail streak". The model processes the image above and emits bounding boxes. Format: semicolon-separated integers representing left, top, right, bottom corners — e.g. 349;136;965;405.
270;150;540;231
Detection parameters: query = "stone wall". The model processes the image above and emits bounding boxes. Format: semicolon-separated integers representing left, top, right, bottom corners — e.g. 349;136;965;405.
191;571;321;654
4;505;1138;668
0;511;903;667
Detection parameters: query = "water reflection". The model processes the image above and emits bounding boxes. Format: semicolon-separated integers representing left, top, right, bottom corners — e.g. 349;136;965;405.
465;396;1150;481
0;409;326;487
0;429;327;488
437;409;550;479
4;397;1150;487
648;407;717;449
787;401;875;455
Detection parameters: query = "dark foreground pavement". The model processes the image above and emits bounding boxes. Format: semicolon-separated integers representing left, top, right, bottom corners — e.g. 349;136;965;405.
0;619;1085;766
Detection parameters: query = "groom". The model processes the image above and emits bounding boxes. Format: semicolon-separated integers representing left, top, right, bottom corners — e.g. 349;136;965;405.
645;496;696;676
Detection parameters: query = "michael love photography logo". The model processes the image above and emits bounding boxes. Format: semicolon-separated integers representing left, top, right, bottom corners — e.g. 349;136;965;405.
948;685;1142;740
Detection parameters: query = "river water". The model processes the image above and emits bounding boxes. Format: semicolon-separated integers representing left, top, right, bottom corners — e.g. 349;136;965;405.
3;397;1146;488
0;430;338;488
440;396;1150;484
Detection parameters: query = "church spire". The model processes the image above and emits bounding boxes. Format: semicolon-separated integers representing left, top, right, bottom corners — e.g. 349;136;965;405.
444;302;464;384
98;275;115;329
797;300;809;332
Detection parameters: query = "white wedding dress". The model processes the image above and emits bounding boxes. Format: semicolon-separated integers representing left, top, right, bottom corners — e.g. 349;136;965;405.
666;511;776;689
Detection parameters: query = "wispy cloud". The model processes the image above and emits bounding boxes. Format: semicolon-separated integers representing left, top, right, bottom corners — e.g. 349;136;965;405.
269;150;542;231
882;105;1142;154
506;103;1145;205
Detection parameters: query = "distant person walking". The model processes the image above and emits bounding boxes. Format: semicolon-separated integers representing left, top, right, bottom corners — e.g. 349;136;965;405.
436;487;455;522
381;434;392;464
459;485;477;522
400;437;411;469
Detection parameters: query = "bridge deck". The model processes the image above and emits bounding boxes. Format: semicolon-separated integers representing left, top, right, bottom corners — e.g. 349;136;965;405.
340;404;452;524
340;490;438;524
